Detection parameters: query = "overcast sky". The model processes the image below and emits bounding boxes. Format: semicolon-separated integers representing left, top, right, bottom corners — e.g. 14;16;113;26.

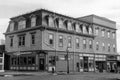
0;0;120;52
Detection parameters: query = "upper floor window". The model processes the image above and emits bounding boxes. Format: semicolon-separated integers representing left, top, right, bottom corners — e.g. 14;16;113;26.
18;35;25;46
102;43;105;51
76;24;81;32
107;31;110;38
18;20;26;30
48;16;55;27
9;22;14;32
49;34;54;46
31;33;35;45
89;27;92;35
108;43;110;52
102;30;105;37
112;32;115;39
83;25;87;34
96;42;99;50
59;35;63;47
68;21;72;31
68;36;72;48
76;38;79;49
83;39;86;49
72;23;76;31
95;28;99;35
31;16;36;27
10;37;13;47
113;44;116;52
59;18;64;29
89;40;92;49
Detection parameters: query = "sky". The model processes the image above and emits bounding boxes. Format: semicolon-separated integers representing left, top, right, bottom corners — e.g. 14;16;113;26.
0;0;120;52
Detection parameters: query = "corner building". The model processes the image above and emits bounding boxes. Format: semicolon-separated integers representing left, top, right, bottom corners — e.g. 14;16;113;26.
5;9;119;72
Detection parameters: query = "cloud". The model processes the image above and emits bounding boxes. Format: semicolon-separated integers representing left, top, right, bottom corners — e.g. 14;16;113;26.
0;18;9;39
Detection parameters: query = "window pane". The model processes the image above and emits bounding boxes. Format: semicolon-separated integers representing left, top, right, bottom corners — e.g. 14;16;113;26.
59;35;63;47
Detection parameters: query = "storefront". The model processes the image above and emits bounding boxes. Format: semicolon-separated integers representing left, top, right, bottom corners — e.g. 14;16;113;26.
106;55;117;73
10;51;47;71
95;54;106;72
77;53;94;72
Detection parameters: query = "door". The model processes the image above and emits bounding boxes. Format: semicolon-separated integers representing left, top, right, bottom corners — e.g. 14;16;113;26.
39;58;45;70
83;57;88;72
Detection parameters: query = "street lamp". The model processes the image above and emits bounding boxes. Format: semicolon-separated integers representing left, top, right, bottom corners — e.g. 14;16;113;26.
66;47;69;74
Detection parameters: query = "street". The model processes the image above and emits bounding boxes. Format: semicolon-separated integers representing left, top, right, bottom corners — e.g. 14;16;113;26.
0;72;120;80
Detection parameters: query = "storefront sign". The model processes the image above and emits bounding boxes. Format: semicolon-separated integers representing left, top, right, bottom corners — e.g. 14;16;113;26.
107;55;117;61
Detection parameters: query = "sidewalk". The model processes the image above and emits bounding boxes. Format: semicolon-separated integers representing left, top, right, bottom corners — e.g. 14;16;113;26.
0;71;50;77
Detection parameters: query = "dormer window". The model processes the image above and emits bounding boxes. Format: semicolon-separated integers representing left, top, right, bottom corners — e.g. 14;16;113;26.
72;23;76;31
9;21;14;32
83;24;87;34
18;17;26;30
31;15;36;27
48;16;54;27
89;26;92;35
63;20;68;30
59;18;64;29
68;21;72;30
76;23;81;32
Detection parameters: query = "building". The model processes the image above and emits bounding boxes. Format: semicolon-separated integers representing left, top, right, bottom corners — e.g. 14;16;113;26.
4;9;119;72
0;45;5;72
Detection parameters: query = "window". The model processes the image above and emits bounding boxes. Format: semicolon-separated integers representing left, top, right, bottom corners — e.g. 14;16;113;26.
18;20;26;30
49;56;56;66
72;23;76;31
10;37;13;47
112;32;115;39
18;35;25;46
107;31;110;38
68;36;72;48
31;34;35;45
28;56;35;65
11;57;17;65
113;44;116;52
83;39;86;49
49;34;54;45
108;44;110;52
59;35;63;47
59;19;64;29
9;22;14;32
102;43;105;51
89;40;92;49
83;25;87;34
31;16;36;27
95;28;99;35
89;27;92;34
68;22;72;30
96;42;99;50
76;24;81;32
76;38;79;49
102;30;105;37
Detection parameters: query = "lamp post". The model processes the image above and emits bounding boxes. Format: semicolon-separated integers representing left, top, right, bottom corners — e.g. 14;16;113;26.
66;47;69;74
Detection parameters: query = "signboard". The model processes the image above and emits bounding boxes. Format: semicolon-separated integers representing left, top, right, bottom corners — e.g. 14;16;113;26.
107;55;117;61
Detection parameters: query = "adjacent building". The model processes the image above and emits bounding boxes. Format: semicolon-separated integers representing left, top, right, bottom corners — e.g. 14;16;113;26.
4;9;119;72
0;45;5;72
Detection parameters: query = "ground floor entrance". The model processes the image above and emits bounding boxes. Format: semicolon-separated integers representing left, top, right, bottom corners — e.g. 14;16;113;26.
39;58;45;70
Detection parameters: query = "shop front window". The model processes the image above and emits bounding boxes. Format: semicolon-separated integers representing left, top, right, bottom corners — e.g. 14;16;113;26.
28;56;35;65
80;59;84;68
49;56;55;66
